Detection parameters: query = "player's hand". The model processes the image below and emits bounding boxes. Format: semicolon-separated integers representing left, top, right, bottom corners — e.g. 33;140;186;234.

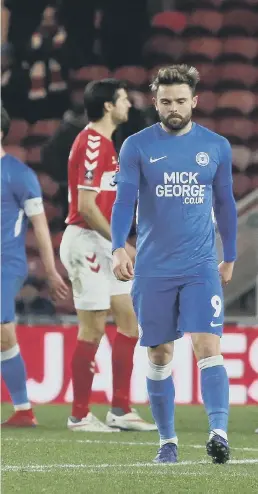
125;241;136;265
47;271;69;300
113;247;134;281
218;261;235;285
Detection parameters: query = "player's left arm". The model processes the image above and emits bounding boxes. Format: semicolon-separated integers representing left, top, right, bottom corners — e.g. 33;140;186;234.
15;168;68;299
213;138;237;283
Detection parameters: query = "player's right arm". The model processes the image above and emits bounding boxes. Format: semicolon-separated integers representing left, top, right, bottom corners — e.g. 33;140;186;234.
15;167;68;300
78;188;111;241
111;137;140;281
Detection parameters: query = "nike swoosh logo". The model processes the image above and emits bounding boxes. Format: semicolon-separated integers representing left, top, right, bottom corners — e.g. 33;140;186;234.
210;322;223;327
150;156;167;163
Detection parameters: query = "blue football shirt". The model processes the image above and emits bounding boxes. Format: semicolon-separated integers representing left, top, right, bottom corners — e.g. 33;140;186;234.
1;154;43;276
115;123;233;277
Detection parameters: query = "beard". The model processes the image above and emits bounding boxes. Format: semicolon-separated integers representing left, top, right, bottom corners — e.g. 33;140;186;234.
158;111;192;131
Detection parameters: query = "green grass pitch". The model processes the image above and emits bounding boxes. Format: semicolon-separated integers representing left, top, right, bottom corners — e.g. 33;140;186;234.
2;404;258;493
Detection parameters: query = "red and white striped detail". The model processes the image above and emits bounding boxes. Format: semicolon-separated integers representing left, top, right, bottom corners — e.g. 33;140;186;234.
84;135;101;171
86;253;100;273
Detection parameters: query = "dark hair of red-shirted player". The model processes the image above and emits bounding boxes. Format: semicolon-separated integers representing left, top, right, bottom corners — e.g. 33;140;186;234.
84;79;130;125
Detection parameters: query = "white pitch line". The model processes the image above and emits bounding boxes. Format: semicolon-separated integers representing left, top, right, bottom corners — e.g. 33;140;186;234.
2;459;258;473
2;437;258;453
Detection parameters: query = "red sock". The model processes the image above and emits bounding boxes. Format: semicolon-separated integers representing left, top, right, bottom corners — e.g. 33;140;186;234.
71;340;98;419
112;332;138;413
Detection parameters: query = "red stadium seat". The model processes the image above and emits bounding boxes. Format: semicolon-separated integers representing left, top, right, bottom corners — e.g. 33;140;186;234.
232;145;252;171
151;11;187;33
217;64;258;88
113;66;148;87
233;174;251;199
186;38;222;60
70;66;111;84
195;63;218;86
189;10;223;33
223;38;258;60
217;91;255;114
5;120;29;145
37;173;59;198
198;91;218;113
195;117;216;131
216;118;254;141
143;36;186;60
5;145;26;162
222;10;258;35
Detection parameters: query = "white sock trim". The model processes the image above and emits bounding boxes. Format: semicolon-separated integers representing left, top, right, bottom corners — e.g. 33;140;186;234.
197;355;223;371
1;344;20;362
14;403;31;411
147;360;173;381
209;429;228;442
160;437;178;447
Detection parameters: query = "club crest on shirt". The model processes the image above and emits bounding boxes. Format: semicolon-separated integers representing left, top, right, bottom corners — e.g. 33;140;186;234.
85;170;94;184
196;152;209;166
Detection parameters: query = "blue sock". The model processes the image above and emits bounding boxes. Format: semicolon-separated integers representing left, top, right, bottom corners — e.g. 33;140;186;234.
198;356;229;436
147;360;176;444
1;344;30;409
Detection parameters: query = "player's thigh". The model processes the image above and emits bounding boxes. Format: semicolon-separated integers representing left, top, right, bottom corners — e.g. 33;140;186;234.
191;332;221;361
131;277;182;347
1;322;17;351
107;256;137;336
110;293;138;338
178;270;224;340
60;226;111;311
1;274;25;351
77;309;108;344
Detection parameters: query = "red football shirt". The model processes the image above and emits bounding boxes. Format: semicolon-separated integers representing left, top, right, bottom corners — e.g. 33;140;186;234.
66;127;118;229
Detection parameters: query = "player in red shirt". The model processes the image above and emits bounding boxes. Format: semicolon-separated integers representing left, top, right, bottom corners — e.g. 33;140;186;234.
60;79;157;432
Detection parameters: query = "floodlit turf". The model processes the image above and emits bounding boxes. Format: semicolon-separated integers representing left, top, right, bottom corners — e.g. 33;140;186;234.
2;405;258;493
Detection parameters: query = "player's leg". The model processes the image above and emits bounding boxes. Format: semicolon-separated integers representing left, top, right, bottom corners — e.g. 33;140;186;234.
132;277;182;462
106;290;157;431
1;275;36;427
179;272;230;463
60;226;119;432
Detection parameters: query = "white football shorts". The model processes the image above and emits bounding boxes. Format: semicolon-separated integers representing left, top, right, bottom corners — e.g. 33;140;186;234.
60;225;132;310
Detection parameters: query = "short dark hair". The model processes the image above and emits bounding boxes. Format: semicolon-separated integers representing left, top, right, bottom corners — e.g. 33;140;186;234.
1;106;10;138
151;65;200;94
84;79;127;121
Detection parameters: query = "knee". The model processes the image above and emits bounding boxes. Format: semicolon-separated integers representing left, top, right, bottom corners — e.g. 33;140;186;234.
77;311;106;345
118;312;138;338
1;323;17;352
192;334;221;362
148;343;173;366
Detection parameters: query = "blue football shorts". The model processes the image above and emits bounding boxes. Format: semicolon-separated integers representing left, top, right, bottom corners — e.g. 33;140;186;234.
132;269;224;347
1;274;25;324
